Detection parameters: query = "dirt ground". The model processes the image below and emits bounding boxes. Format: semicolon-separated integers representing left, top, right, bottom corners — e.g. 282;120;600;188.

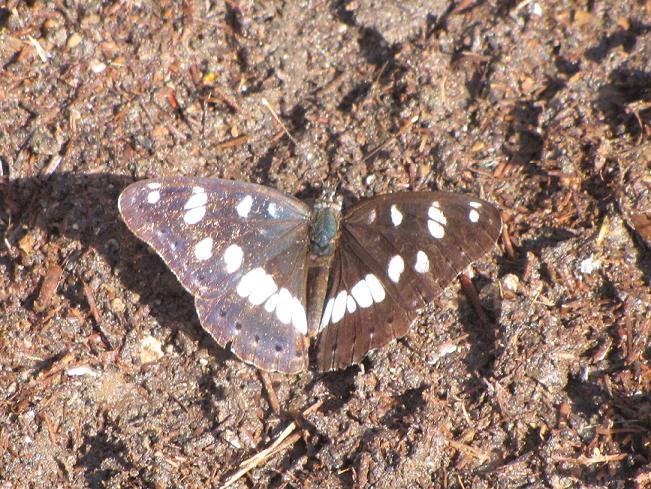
1;1;650;487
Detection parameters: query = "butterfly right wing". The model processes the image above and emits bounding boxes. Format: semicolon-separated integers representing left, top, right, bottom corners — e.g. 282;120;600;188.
316;192;502;371
118;177;312;373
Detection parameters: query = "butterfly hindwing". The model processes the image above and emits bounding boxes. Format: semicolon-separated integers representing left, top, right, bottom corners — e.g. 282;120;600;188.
195;240;310;373
118;177;312;373
316;243;414;371
316;192;502;371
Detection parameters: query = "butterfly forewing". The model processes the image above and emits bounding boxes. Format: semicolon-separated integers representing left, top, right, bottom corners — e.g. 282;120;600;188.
118;177;312;373
316;192;502;371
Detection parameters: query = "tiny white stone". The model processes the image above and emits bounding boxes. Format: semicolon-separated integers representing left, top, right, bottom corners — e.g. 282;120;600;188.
390;205;403;226
346;295;357;313
268;202;279;218
91;61;106;73
291;298;307;334
531;2;543;16
428;219;445;239
236;195;253;218
415;250;430;273
147;190;160;204
248;273;278;305
331;290;348;324
194;237;213;261
469;209;480;223
275;288;293;324
438;343;458;357
351;279;373;308
320;298;335;331
223;244;244;273
387;255;405;283
428;204;447;225
236;267;265;298
502;273;519;293
65;366;98;377
365;274;385;303
367;209;377;224
469;201;482;209
147;182;161;189
184;206;206;224
184;191;208;210
580;256;599;274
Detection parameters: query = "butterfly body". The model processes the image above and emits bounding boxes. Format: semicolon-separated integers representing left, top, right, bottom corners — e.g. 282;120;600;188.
118;178;502;373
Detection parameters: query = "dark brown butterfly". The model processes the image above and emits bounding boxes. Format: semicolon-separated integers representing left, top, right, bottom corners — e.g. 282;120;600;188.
118;178;501;373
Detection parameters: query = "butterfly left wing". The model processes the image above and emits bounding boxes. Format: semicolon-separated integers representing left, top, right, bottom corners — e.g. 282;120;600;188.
316;191;502;371
118;177;312;373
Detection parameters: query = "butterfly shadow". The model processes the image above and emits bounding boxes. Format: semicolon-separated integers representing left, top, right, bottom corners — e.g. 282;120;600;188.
1;172;238;366
453;273;502;395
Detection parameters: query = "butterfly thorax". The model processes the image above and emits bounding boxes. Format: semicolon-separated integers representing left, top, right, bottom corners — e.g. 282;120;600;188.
309;204;341;257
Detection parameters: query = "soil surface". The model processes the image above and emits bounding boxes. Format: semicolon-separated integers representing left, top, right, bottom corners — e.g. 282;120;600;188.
1;1;650;488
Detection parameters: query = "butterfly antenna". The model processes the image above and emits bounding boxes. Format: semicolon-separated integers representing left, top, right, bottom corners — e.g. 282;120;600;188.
261;98;298;147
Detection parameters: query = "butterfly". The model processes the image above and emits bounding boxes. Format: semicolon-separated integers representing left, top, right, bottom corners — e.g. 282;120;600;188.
118;177;502;373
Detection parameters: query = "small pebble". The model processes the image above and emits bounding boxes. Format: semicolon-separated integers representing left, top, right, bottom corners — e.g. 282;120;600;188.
502;273;519;293
139;335;164;364
111;297;126;313
67;32;82;49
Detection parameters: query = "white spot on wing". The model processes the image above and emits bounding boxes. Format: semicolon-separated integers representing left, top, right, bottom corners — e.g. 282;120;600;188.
390;205;403;226
194;237;213;261
275;288;293;324
469;209;479;223
184;191;208;210
223;244;244;273
365;274;385;303
184;187;208;224
268;202;279;218
415;250;430;273
346;295;357;313
236;195;253;218
427;203;447;225
351;279;373;308
388;255;405;283
469;201;482;209
427;201;446;238
264;293;279;313
184;206;206;224
331;290;348;324
291;298;307;334
428;220;445;238
147;191;160;204
367;209;377;224
320;298;335;331
236;267;266;298
147;182;161;189
248;273;278;305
